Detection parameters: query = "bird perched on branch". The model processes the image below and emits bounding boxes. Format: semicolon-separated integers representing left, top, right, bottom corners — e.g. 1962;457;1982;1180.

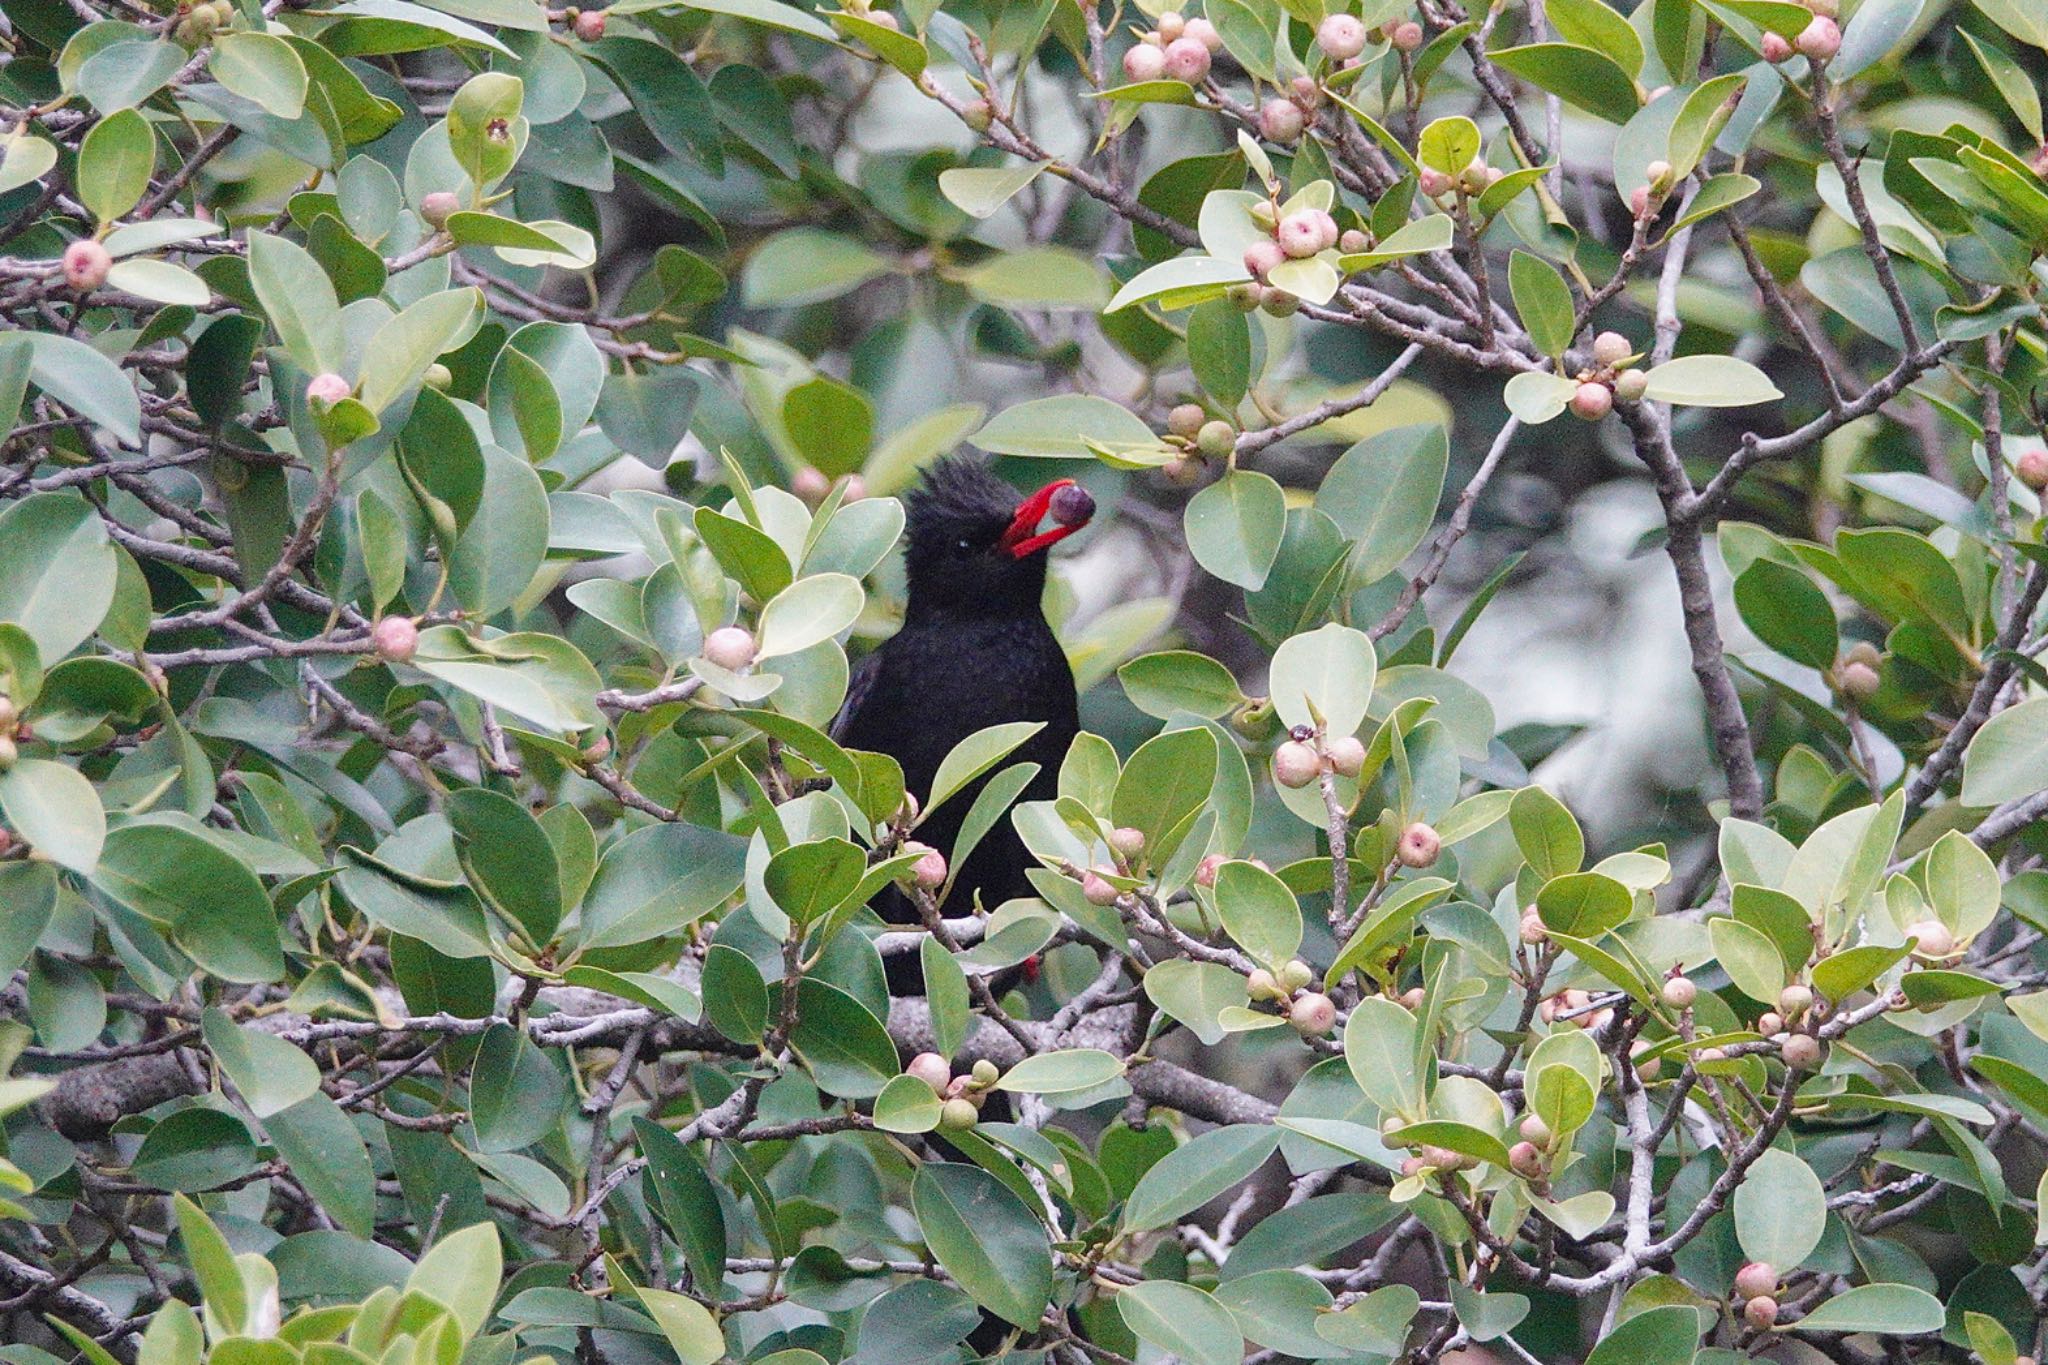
833;455;1094;992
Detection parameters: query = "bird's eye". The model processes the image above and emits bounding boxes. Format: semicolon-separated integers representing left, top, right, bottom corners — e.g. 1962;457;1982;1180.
955;537;974;556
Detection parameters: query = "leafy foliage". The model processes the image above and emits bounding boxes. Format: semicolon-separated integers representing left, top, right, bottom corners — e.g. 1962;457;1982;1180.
4;0;2048;1363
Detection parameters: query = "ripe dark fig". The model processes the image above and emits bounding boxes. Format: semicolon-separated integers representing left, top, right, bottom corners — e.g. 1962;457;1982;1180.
1049;481;1095;527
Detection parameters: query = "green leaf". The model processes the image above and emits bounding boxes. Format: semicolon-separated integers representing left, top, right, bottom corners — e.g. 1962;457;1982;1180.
1111;725;1217;861
783;374;874;476
1925;829;2000;939
972;394;1156;458
248;232;343;376
23;331;141;446
790;979;898;1098
212;32;310;119
1123;1125;1281;1232
1269;623;1378;739
1186;470;1287;590
200;1008;321;1118
764;837;865;926
1344;996;1421;1116
1338;214;1457;271
1668;74;1749;179
923;936;970;1057
1792;1283;1943;1334
1489;43;1642;124
470;1022;569;1152
1640;355;1783;407
1671;173;1762;231
757;573;862;659
356;287;483;414
1264;254;1341;306
1582;1304;1700;1365
561;966;699;1020
1187;300;1251;406
0;759;105;875
173;1194;247;1335
1511;786;1584;879
1386;1120;1514;1169
1119;650;1243;720
1546;0;1644;76
1503;370;1581;424
1106;253;1251;314
830;7;927;74
1734;560;1838;671
94;820;282;983
1962;696;2048;807
577;820;746;951
1532;1064;1597;1138
1316;1284;1422;1354
1315;424;1448;582
76;39;184;113
702;943;768;1043
1732;1147;1827;1269
611;1274;725;1365
1973;0;2048;49
493;218;596;270
1214;1268;1339;1357
937;160;1050;219
133;1108;259;1192
1812;941;1911;1002
741;227;890;307
267;1091;374;1237
633;1116;727;1291
873;1074;943;1133
1968;1310;2022;1365
0;133;58;197
1710;916;1788;1004
1215;858;1303;968
1117;1280;1244;1365
928;720;1045;814
910;1162;1052;1329
105;258;209;305
446;70;524;186
446;787;562;945
1143;959;1251;1045
1707;0;1825;37
406;1221;501;1339
956;246;1107;310
667;0;835;38
1832;0;1925;80
77;108;155;222
486;345;561;461
410;627;604;737
694;506;792;602
1536;871;1633;938
1509;250;1577;358
997;1048;1126;1095
597;367;701;466
1417;116;1481;173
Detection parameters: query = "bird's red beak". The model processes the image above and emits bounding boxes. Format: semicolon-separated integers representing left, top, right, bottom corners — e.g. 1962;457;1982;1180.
997;478;1090;559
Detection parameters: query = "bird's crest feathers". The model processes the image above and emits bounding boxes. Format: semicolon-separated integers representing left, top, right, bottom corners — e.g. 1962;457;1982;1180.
904;455;1020;532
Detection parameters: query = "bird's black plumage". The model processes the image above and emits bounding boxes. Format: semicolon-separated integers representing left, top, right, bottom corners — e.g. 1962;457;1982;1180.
833;456;1087;989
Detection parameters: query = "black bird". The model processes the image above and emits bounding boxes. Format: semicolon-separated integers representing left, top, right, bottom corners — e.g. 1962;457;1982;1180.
833;455;1093;992
833;455;1092;1361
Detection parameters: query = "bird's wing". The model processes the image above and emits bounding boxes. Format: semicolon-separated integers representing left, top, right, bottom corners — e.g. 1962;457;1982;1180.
829;647;883;743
